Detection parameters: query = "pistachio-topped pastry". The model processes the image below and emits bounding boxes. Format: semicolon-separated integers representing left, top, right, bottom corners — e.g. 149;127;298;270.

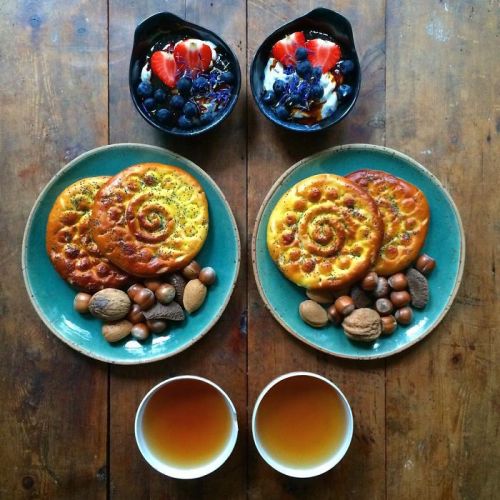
346;170;430;276
46;177;131;293
267;173;384;290
90;163;208;277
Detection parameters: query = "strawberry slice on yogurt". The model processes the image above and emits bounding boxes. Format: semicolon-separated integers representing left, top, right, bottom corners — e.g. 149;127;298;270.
271;31;306;66
174;39;216;73
305;39;342;73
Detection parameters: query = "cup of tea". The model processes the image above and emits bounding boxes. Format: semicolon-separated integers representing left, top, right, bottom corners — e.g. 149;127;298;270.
252;371;353;478
135;375;238;479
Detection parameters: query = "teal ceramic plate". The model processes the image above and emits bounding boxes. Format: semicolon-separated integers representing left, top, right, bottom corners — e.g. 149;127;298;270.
252;144;465;359
22;143;240;364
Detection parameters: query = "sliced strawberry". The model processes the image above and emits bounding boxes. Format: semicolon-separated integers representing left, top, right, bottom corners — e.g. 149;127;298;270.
174;39;213;73
271;31;306;66
150;51;177;88
305;39;342;73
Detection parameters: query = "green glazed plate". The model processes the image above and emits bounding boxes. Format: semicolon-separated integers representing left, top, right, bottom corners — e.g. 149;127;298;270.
252;144;465;359
23;143;240;364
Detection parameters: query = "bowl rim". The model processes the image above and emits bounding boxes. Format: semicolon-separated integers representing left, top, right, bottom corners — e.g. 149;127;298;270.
21;142;241;365
129;11;242;137
249;7;361;133
251;143;466;360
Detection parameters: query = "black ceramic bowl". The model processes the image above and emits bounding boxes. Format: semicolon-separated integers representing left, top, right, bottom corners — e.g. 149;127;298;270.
250;8;360;133
130;12;241;137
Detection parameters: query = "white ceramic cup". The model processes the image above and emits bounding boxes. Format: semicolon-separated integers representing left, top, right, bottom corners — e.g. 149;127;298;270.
252;371;354;478
135;375;238;479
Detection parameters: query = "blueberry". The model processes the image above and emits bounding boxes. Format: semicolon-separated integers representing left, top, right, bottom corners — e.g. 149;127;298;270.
153;88;168;103
338;84;353;99
262;91;276;105
273;80;286;96
200;111;215;125
156;108;173;123
143;97;156;110
137;81;153;97
310;83;324;100
275;105;289;120
220;71;234;84
183;101;198;118
296;60;312;79
178;115;192;129
176;77;192;96
295;47;308;61
337;59;355;73
288;92;301;105
311;67;322;80
192;77;210;94
170;95;185;110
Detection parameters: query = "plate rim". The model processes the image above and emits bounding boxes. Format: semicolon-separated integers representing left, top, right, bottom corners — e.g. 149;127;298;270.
22;142;241;365
251;143;465;360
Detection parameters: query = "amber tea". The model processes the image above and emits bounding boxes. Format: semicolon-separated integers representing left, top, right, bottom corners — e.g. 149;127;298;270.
253;373;353;477
136;377;238;478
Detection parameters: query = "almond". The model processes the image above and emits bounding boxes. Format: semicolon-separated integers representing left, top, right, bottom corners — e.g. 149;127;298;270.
299;300;328;328
102;319;133;343
183;279;207;314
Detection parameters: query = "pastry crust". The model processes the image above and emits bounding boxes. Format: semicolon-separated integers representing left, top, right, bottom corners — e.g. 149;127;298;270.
346;169;430;275
46;177;131;293
267;174;384;290
90;163;208;277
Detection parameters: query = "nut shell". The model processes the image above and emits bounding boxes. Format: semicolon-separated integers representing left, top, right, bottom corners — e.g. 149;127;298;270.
350;285;372;308
373;277;390;298
199;267;216;286
395;306;413;325
166;273;187;307
183;279;207;314
131;323;150;341
406;268;429;309
342;308;381;342
390;290;411;308
182;261;201;280
361;272;378;291
155;283;176;304
375;298;394;316
88;289;131;321
144;302;185;322
306;288;336;305
299;300;328;328
102;319;133;343
334;296;355;316
415;254;436;275
388;273;408;291
381;315;397;335
327;304;342;325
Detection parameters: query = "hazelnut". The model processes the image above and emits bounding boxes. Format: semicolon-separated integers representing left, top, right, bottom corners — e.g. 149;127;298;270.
155;283;176;304
375;298;394;316
390;290;411;308
130;323;150;341
350;285;372;308
327;304;342;325
395;306;413;325
199;267;216;286
415;254;436;275
74;293;92;313
127;283;144;301
102;320;133;343
334;296;355;316
133;287;155;310
299;300;328;328
361;272;378;291
146;319;168;334
88;289;131;321
381;315;397;335
373;277;390;298
388;273;408;291
126;304;145;324
182;261;201;280
306;288;335;305
342;308;382;342
144;279;162;292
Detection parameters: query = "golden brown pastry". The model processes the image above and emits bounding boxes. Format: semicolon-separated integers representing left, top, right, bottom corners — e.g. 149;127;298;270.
267;174;384;290
346;170;430;275
90;163;208;277
46;177;131;293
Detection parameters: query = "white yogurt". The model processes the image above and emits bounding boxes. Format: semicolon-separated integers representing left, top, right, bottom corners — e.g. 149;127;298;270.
318;72;338;119
141;63;151;83
263;58;292;91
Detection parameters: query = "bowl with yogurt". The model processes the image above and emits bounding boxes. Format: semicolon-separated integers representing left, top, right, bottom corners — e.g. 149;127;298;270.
250;8;360;132
130;12;241;136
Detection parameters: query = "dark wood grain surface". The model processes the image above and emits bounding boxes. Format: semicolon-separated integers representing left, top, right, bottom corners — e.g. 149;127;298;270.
0;1;498;499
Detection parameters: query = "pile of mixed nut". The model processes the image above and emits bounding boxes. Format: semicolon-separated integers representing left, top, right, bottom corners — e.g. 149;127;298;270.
298;254;436;342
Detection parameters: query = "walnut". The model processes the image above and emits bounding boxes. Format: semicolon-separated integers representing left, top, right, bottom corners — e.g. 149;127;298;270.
342;308;382;342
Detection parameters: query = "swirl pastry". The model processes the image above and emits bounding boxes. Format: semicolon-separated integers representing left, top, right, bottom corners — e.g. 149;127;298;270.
267;174;384;290
46;177;131;293
346;170;430;276
90;163;208;277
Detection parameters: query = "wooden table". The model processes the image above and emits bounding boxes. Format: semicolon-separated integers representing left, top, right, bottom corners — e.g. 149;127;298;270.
1;1;498;498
